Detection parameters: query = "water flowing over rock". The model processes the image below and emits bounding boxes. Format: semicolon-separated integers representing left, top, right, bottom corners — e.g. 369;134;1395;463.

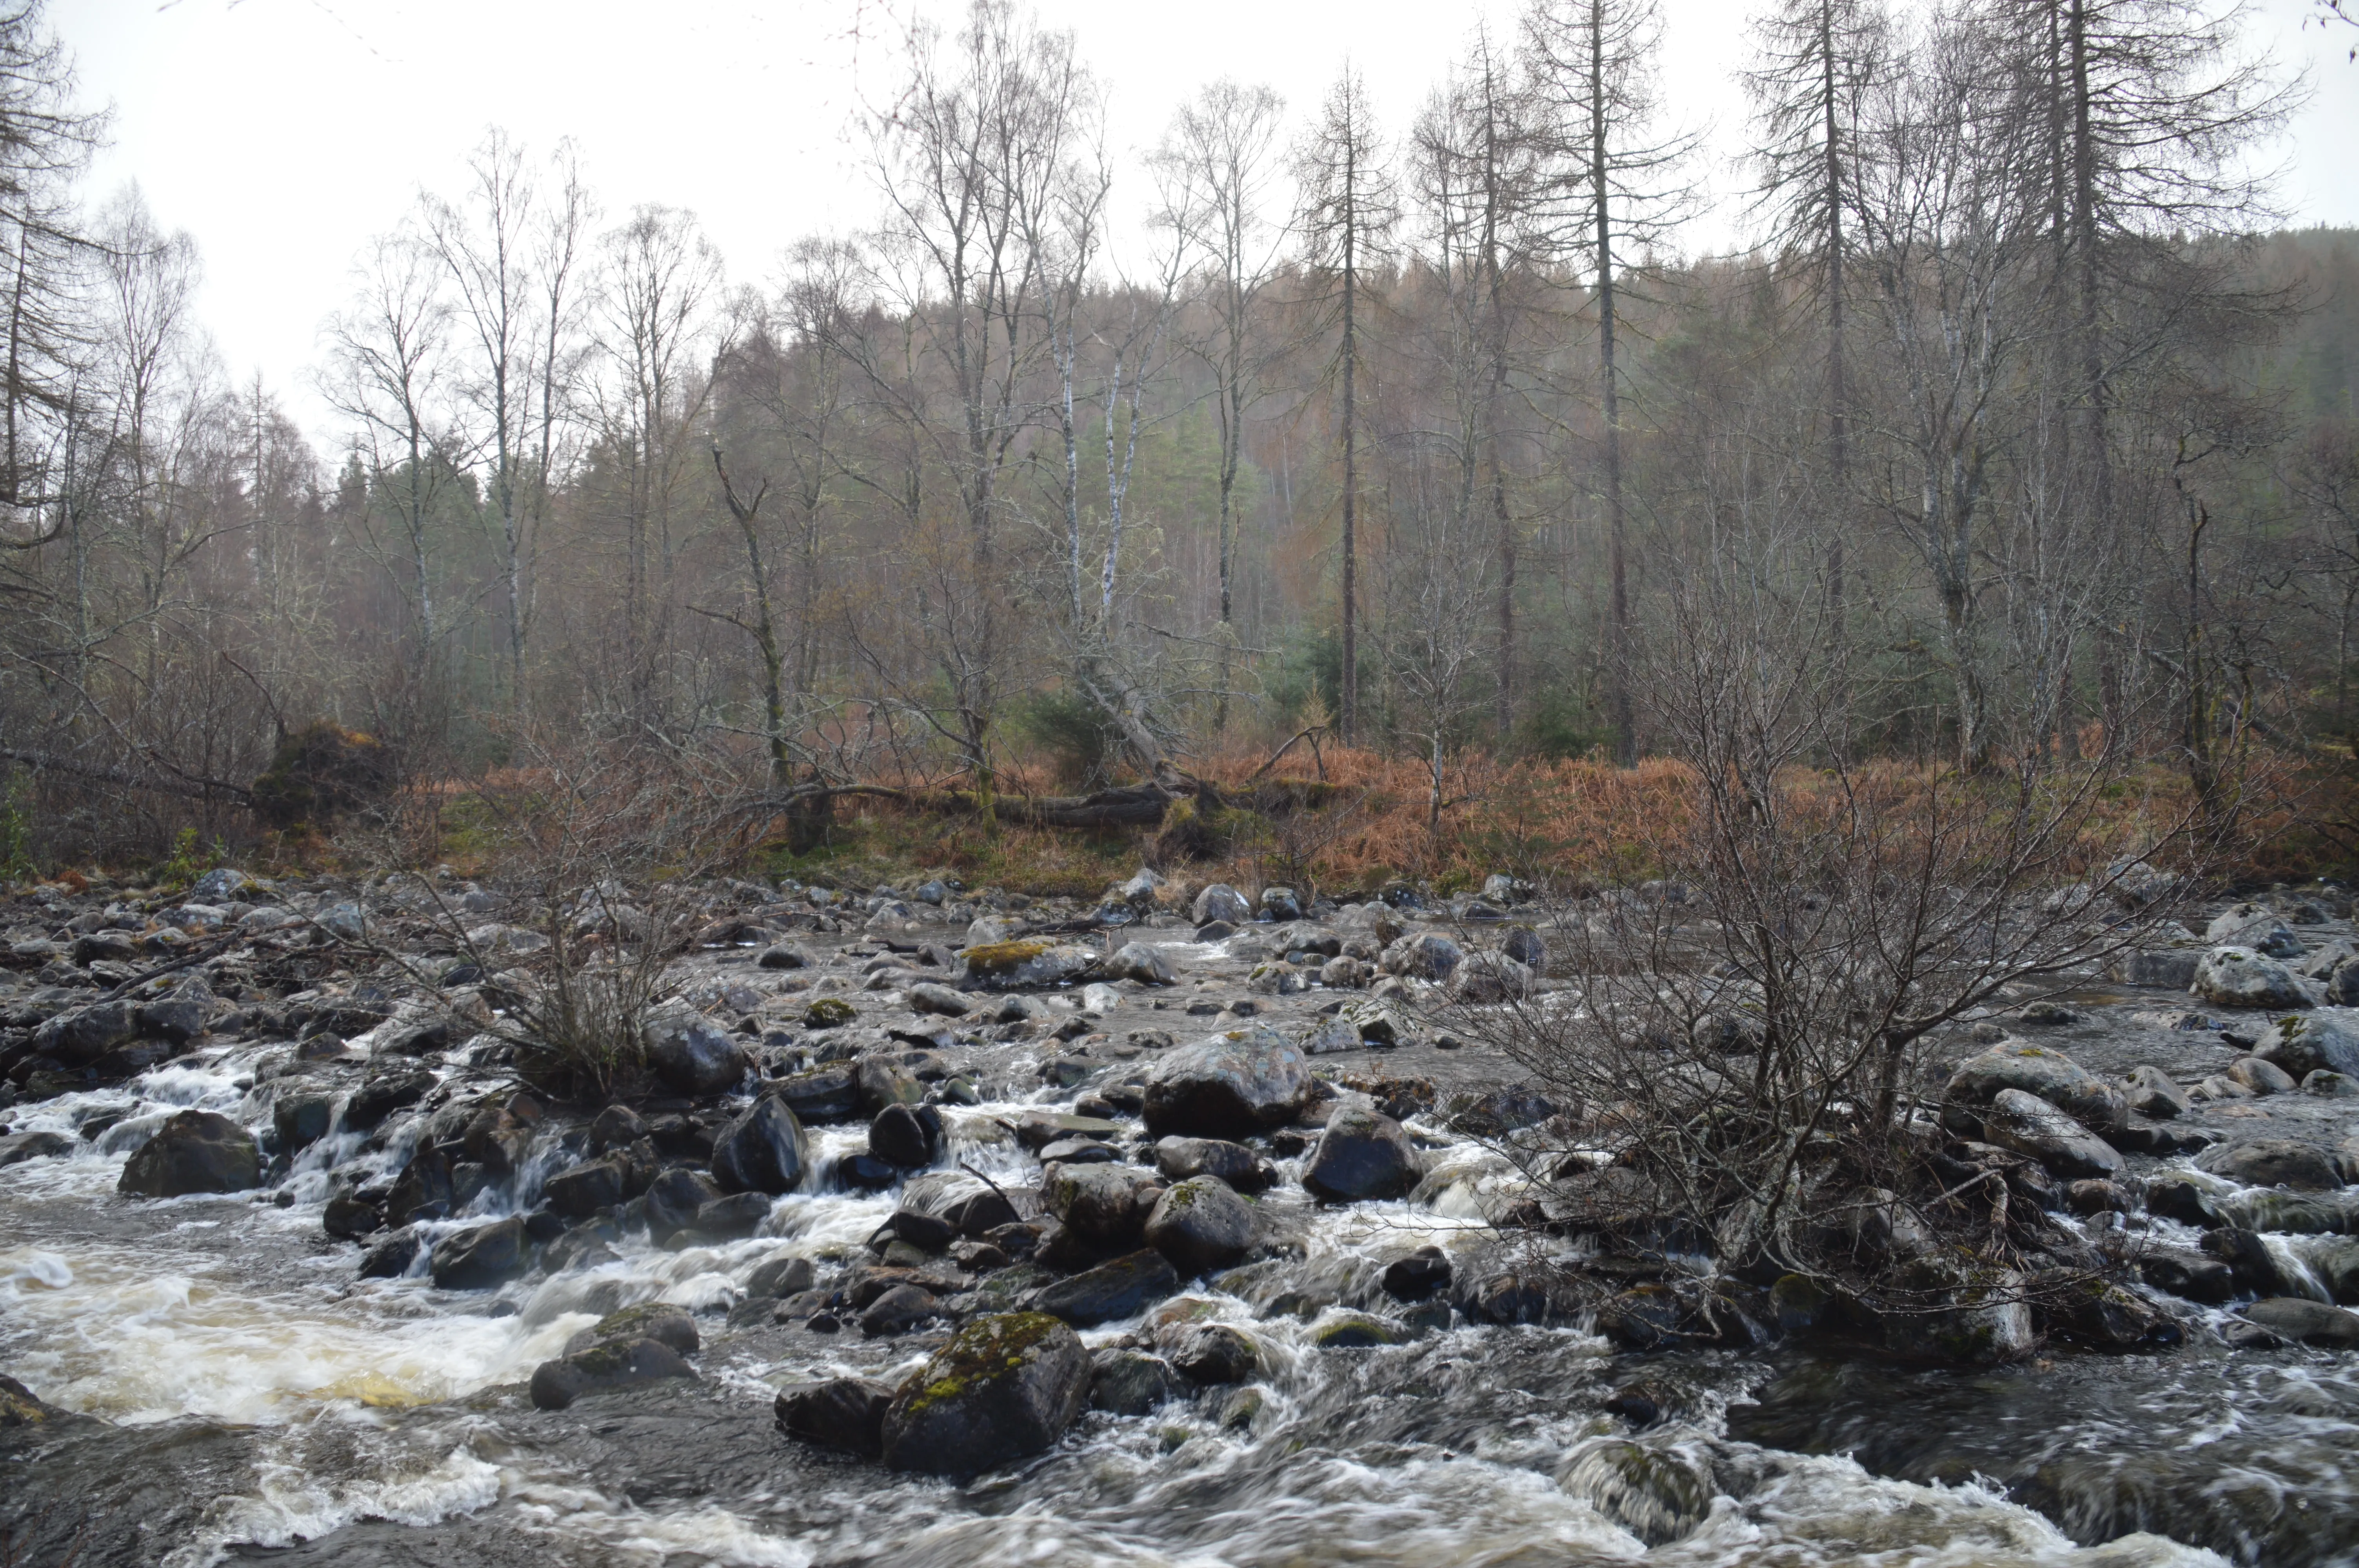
709;1095;810;1195
880;1313;1093;1475
116;1110;259;1197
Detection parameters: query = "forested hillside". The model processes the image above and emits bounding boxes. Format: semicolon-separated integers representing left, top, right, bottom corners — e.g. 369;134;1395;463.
0;0;2349;873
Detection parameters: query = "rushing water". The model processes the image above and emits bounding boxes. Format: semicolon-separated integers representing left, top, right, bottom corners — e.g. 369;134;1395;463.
1;1028;2348;1568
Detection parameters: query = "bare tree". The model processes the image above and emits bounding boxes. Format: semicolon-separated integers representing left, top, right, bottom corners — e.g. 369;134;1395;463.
1525;0;1698;767
1296;65;1399;745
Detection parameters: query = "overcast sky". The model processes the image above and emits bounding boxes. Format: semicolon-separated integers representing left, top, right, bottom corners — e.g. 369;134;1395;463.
51;0;2359;445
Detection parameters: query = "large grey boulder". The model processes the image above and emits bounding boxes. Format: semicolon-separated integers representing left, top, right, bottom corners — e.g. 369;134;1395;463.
1141;1027;1311;1139
709;1095;810;1195
1942;1043;2125;1132
1143;1176;1258;1275
116;1110;260;1197
1024;1250;1180;1326
776;1376;895;1455
2244;1297;2359;1348
32;1002;138;1066
529;1336;695;1410
1445;951;1533;1004
2254;1012;2359;1080
2197;1137;2344;1192
2205;903;2303;958
643;1013;748;1096
2191;947;2311;1010
1153;1135;1276;1194
2107;949;2199;989
1302;1104;1426;1201
881;1313;1093;1475
1978;1088;2123;1180
429;1216;529;1290
1378;933;1464;982
1041;1161;1162;1251
1099;942;1177;986
1191;884;1251;925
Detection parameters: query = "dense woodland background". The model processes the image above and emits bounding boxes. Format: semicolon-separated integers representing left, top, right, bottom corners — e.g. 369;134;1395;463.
1;0;2355;881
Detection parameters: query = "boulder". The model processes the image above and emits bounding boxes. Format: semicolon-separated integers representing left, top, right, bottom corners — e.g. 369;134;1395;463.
1141;1027;1311;1139
1089;1348;1181;1415
1942;1043;2125;1132
2125;1065;2191;1121
908;982;971;1018
1382;1247;1453;1301
565;1301;699;1359
344;1065;433;1129
692;1192;774;1240
0;1129;73;1168
1978;1088;2123;1180
2205;903;2303;958
644;1167;723;1241
1192;884;1252;925
1152;1135;1276;1194
1378;933;1463;982
1165;1323;1259;1385
1144;1176;1257;1276
1445;951;1534;1004
2108;949;2199;989
709;1096;810;1196
2197;1138;2343;1192
1025;1249;1180;1326
2226;1055;2299;1095
1556;1438;1715;1549
881;1312;1093;1475
643;1013;747;1097
1041;1162;1162;1251
869;1103;943;1169
2137;1247;2235;1305
757;943;818;970
2243;1297;2359;1348
33;1002;139;1066
1099;942;1177;986
776;1376;896;1455
429;1216;529;1290
860;1284;942;1337
270;1091;336;1152
2254;1012;2359;1080
1302;1104;1425;1201
116;1110;260;1197
2191;947;2311;1010
746;1253;818;1300
961;940;1096;990
544;1153;636;1218
772;1065;860;1123
853;1055;927;1113
529;1337;696;1411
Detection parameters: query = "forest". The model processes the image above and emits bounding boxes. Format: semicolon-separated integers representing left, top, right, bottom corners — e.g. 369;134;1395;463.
0;0;2353;884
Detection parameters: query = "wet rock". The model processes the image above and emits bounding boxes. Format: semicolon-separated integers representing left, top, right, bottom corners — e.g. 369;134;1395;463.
692;1191;774;1239
2191;947;2311;1009
2136;1246;2235;1305
359;1228;419;1278
1445;950;1534;1004
861;1283;942;1337
1141;1027;1311;1139
1446;1084;1561;1136
644;1167;723;1241
2197;1137;2343;1192
1192;885;1251;925
345;1065;433;1130
881;1312;1093;1476
2253;1012;2359;1080
116;1109;260;1197
1025;1249;1180;1326
1089;1348;1181;1415
2206;903;2303;958
1463;1269;1569;1325
805;997;858;1028
270;1091;336;1154
776;1376;895;1455
709;1095;809;1195
643;1013;748;1097
2043;1276;2174;1349
747;1253;818;1299
2125;1065;2192;1120
853;1055;926;1114
429;1216;529;1290
1101;942;1177;986
0;1129;72;1167
1311;1311;1408;1347
1041;1161;1162;1251
869;1103;943;1169
545;1153;637;1218
529;1336;696;1411
908;982;971;1017
1879;1262;2034;1363
2226;1055;2298;1095
322;1194;383;1239
962;941;1096;990
1943;1043;2125;1132
1557;1437;1714;1548
2201;1227;2300;1298
30;1002;136;1067
1302;1104;1425;1201
1979;1088;2124;1179
758;943;818;970
772;1064;860;1123
1381;1247;1453;1302
2243;1296;2359;1348
584;1103;647;1155
1152;1135;1275;1194
2065;1179;2135;1216
2304;1069;2359;1098
1378;933;1463;982
566;1301;699;1359
1166;1322;1258;1385
1143;1176;1257;1276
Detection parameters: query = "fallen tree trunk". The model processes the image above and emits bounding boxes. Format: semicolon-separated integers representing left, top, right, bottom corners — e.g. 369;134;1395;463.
0;747;256;804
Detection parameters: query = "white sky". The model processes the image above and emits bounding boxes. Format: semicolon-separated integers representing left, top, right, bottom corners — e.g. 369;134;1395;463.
53;0;2359;446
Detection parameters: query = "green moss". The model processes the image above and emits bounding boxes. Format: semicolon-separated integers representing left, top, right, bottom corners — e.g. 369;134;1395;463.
962;940;1053;976
804;997;857;1028
900;1312;1065;1419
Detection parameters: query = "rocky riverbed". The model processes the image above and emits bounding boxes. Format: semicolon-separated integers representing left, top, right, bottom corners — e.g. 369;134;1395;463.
4;865;2359;1565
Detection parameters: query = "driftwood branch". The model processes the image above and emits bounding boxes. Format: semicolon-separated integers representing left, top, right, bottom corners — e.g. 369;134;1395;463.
0;747;256;803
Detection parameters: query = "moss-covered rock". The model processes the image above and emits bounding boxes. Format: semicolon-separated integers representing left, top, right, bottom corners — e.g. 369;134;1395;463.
803;997;858;1029
881;1312;1092;1475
